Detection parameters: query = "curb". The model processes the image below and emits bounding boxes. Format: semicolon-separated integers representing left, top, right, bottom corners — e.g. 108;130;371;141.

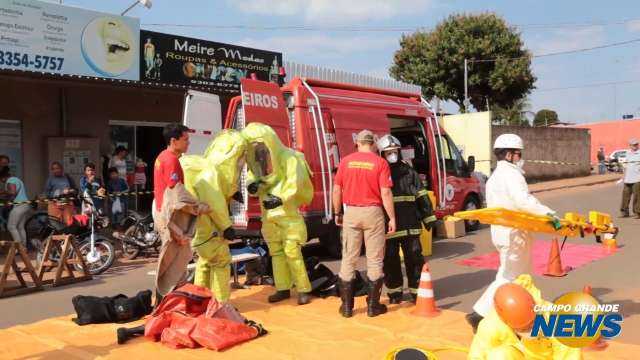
531;177;619;194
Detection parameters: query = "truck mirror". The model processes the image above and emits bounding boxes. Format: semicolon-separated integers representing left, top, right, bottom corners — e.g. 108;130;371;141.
468;156;475;173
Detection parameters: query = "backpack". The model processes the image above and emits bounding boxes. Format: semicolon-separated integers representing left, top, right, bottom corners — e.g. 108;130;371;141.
72;290;153;325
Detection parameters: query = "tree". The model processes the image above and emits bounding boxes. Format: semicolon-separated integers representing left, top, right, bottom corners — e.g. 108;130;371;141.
390;13;536;112
533;109;559;127
492;98;531;127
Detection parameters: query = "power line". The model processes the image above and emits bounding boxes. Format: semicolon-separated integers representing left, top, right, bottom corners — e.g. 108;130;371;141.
141;18;640;33
536;79;640;92
467;36;640;63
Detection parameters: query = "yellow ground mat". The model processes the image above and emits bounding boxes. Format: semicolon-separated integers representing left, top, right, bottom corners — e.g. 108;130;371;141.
0;285;637;359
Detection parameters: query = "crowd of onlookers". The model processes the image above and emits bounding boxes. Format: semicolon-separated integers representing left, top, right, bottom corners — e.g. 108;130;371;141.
0;148;135;249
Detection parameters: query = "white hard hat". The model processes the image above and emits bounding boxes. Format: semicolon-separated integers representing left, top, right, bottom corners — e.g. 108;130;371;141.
494;134;524;150
377;134;402;152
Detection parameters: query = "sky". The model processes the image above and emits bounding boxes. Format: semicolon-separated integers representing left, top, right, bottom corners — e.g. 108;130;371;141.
50;0;640;124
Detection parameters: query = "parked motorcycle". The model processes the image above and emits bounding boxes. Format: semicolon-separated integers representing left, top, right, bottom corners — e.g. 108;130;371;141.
34;192;116;275
114;210;160;260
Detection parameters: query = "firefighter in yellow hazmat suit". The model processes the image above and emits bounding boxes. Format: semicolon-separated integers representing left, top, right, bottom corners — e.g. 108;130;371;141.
180;129;247;303
468;274;582;360
241;122;314;305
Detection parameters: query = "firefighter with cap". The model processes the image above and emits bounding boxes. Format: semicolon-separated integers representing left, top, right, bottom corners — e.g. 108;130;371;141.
466;134;560;333
241;122;314;305
377;134;437;304
469;274;581;359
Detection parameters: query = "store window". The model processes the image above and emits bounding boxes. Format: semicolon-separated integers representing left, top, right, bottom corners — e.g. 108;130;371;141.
0;120;22;178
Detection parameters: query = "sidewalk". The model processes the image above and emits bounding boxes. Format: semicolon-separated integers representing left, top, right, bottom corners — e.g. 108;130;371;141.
530;173;620;194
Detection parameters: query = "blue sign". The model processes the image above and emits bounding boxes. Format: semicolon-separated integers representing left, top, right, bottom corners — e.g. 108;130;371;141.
0;0;139;80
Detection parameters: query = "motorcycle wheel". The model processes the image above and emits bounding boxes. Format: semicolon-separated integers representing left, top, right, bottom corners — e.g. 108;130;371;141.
121;225;142;260
75;238;115;275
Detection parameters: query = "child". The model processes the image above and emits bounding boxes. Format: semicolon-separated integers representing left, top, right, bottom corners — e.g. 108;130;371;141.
79;163;105;214
107;167;129;226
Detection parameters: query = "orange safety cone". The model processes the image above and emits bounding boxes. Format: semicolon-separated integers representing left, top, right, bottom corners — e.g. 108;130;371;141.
582;285;609;351
412;263;440;317
602;238;618;255
543;238;568;277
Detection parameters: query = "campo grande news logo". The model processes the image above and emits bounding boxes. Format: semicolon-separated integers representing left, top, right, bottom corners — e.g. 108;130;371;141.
530;291;623;347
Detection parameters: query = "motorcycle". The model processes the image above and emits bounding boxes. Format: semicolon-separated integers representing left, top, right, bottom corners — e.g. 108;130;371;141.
35;192;116;275
114;210;160;260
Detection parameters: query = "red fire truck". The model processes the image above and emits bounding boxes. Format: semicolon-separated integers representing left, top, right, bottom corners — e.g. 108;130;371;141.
185;77;482;257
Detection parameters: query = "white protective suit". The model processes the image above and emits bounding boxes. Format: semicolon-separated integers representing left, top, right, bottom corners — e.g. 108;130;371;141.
472;160;555;317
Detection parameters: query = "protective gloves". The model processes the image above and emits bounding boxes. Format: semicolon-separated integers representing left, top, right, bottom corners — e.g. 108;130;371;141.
247;181;263;195
231;191;244;204
223;227;236;240
422;220;435;231
262;194;283;210
548;213;562;230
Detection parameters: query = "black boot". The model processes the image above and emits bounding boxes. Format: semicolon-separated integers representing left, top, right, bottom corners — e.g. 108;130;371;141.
465;311;484;334
339;279;354;318
388;291;403;305
117;324;145;345
367;278;387;317
298;292;311;305
268;289;291;303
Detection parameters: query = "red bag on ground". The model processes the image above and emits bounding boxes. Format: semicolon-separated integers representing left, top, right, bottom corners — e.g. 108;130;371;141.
160;312;198;349
145;284;213;341
190;317;258;351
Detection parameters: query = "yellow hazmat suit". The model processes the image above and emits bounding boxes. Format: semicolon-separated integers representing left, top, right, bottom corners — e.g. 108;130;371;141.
468;275;582;360
180;130;247;303
241;123;313;295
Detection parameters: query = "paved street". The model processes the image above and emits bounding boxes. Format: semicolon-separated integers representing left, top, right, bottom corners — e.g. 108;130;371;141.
2;181;638;345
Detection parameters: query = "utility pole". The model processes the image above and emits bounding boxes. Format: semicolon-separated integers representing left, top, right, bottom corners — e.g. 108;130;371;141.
464;58;469;113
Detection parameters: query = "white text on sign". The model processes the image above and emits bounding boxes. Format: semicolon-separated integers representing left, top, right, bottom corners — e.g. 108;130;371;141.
243;92;279;109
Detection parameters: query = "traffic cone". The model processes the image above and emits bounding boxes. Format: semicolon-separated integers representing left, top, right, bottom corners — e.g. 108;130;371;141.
582;285;609;351
543;238;568;277
412;263;440;317
602;238;618;254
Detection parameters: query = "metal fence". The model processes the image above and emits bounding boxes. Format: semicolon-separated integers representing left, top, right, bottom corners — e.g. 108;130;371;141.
284;61;422;94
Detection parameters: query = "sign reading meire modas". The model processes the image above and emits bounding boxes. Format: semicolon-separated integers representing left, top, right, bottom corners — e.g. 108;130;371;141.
0;0;139;80
140;30;282;93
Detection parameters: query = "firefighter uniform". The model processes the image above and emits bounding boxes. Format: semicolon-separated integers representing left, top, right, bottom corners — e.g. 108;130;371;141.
383;160;437;302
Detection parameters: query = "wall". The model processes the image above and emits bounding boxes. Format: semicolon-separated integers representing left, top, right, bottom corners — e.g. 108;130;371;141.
441;111;492;176
0;76;185;198
565;119;640;164
492;126;591;181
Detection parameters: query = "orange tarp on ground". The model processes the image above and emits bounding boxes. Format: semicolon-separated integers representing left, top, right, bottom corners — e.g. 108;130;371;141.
0;285;637;360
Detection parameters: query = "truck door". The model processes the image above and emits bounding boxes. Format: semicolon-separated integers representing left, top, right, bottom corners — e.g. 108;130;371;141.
181;90;222;156
240;78;291;145
433;133;472;215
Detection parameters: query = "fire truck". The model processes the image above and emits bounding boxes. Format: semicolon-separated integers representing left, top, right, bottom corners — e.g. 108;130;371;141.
184;77;483;257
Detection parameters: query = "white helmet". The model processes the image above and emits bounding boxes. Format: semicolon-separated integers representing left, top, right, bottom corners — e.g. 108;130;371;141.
494;134;524;150
377;134;402;152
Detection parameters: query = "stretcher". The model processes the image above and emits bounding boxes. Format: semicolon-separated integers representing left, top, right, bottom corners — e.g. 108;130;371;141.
454;208;618;242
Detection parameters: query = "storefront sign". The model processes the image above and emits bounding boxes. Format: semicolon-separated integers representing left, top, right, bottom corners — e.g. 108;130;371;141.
0;0;139;80
140;30;282;93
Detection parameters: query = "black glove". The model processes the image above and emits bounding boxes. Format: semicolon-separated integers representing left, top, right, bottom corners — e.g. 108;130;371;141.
262;195;283;210
232;191;244;204
223;227;236;240
423;220;435;231
248;182;260;195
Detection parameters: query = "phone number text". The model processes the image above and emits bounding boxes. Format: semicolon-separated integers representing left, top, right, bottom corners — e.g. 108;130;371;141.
0;51;64;71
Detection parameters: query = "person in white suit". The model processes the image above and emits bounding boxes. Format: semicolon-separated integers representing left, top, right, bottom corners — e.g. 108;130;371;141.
465;133;560;333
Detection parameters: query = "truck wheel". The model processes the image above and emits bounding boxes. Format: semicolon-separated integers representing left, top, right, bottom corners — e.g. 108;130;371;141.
463;196;481;232
320;221;342;259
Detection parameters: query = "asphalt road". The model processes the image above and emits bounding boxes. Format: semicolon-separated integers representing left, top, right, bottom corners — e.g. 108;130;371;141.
1;182;638;345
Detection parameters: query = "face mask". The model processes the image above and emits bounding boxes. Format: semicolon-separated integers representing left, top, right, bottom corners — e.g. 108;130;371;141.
515;159;525;169
386;153;398;164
